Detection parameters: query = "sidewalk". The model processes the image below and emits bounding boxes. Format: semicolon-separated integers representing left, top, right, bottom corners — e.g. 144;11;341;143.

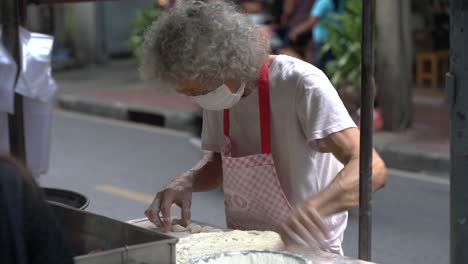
54;58;450;177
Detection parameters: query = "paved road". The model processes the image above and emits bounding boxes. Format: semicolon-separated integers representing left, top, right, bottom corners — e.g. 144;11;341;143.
40;111;449;264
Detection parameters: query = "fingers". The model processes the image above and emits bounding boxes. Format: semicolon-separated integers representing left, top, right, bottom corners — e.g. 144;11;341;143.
160;191;174;231
297;208;328;249
180;194;192;227
280;206;332;251
145;185;193;232
145;194;163;227
304;208;331;240
288;214;319;247
280;223;306;247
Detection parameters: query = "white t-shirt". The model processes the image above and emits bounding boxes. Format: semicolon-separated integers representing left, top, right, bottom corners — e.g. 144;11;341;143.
201;55;357;254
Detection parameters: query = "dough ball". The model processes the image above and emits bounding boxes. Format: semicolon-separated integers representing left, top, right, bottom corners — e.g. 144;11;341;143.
172;224;189;232
188;223;202;233
200;226;214;233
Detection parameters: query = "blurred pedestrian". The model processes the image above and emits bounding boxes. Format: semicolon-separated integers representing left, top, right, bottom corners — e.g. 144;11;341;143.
0;155;74;264
288;0;344;70
278;0;316;60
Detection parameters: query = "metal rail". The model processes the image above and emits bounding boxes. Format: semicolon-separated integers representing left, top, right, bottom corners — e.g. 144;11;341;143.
449;1;468;263
358;0;375;261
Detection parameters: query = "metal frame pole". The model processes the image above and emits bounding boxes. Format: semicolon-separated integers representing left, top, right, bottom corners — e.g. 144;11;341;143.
448;0;468;263
359;0;375;261
2;0;27;163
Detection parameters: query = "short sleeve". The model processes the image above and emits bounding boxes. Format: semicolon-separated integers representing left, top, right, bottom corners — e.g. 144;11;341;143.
201;110;222;152
311;0;333;18
296;71;357;143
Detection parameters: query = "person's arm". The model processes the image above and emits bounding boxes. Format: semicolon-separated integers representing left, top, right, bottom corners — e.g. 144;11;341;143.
289;16;319;40
289;0;330;41
145;151;223;230
178;151;223;192
280;73;387;250
280;128;387;250
308;128;387;217
281;0;296;25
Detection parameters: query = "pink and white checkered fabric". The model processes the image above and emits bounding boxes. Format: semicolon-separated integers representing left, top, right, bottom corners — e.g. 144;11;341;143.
222;137;294;231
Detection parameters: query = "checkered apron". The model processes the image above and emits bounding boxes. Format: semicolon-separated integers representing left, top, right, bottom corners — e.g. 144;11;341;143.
222;63;294;232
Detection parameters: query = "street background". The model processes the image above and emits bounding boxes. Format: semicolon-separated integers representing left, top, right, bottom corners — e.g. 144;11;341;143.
2;0;453;263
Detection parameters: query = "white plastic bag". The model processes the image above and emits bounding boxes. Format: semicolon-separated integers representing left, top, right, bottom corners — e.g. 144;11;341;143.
0;42;18;113
23;97;53;177
16;27;57;103
0;98;53;178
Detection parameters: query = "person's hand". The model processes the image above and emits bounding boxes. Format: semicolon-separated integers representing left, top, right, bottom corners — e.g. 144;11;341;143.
279;200;331;251
145;177;193;231
288;29;299;42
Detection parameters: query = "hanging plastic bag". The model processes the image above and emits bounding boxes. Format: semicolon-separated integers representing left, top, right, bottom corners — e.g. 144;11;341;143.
16;27;57;103
23;96;53;177
0;99;52;178
0;41;18;114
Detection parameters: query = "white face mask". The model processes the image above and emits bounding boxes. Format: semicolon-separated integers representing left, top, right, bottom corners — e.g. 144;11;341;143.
192;82;246;111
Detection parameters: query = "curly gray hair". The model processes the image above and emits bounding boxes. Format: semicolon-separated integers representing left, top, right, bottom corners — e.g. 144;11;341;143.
139;0;270;92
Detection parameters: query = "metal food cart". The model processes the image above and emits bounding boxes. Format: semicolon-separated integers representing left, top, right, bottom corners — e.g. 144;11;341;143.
2;0;467;263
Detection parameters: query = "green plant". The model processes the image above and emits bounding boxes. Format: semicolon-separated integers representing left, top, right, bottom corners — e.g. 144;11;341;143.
321;0;362;92
129;4;163;57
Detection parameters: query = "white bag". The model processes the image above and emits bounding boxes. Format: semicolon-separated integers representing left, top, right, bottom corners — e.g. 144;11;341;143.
16;27;57;103
0;42;17;114
0;98;53;178
23;97;53;177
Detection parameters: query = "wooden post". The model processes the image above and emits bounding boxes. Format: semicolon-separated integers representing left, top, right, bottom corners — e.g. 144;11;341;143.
2;0;27;163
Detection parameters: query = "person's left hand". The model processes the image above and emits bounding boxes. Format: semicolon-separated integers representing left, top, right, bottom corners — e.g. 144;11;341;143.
288;30;299;42
279;200;331;251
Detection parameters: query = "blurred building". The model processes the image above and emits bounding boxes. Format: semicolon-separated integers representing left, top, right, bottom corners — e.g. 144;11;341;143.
26;0;154;67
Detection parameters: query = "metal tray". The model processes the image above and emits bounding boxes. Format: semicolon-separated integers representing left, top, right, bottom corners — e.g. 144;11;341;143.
43;187;89;210
185;250;312;264
51;203;178;264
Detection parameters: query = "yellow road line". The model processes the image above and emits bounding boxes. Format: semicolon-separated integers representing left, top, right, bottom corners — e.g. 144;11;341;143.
96;185;154;204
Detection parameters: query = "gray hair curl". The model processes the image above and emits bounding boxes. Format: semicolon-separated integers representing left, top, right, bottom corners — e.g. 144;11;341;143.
139;0;270;92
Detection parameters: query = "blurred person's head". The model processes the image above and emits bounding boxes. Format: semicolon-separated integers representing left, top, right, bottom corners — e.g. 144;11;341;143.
239;0;264;14
140;0;270;109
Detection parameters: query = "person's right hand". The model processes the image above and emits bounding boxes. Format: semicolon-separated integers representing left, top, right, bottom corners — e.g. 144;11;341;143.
288;29;299;42
145;177;193;231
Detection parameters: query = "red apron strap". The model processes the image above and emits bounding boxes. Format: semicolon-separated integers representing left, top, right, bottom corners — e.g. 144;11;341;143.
224;109;230;137
223;63;271;154
258;63;271;154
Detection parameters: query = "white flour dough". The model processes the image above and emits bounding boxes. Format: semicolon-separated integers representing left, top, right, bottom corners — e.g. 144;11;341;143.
188;223;202;233
176;230;285;264
200;226;215;233
171;223;221;234
172;224;189;232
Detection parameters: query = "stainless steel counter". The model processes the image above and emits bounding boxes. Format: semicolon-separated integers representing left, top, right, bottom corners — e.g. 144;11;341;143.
51;204;178;264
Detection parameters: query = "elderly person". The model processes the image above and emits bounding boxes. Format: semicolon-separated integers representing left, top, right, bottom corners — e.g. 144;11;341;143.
142;0;387;255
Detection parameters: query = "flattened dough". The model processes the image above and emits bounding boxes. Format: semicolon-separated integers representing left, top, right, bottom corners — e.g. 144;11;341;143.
188;223;202;233
172;224;189;232
176;230;284;264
